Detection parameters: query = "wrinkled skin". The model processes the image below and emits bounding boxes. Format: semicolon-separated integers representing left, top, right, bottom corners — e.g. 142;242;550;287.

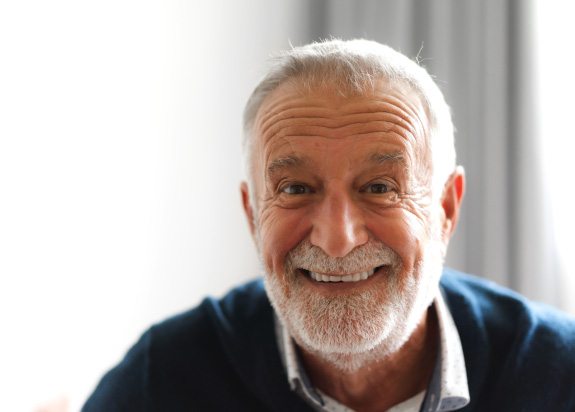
240;79;465;411
245;79;442;301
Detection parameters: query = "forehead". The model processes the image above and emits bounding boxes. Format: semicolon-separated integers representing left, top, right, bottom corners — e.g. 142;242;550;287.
252;80;430;173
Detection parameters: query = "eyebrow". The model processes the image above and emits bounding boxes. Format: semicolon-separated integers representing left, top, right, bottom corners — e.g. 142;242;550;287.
368;151;405;165
266;155;308;177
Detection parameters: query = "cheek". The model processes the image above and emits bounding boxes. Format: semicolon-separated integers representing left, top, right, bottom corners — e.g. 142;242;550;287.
367;210;429;270
258;206;312;273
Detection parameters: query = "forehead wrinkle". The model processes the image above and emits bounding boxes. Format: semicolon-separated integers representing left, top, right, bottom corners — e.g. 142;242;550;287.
383;93;430;146
260;121;417;151
364;97;426;141
259;109;420;150
256;96;330;130
258;105;333;128
260;97;418;127
259;110;415;140
257;98;423;149
261;96;416;119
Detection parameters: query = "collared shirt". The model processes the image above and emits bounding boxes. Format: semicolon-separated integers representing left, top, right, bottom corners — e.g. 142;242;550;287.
275;291;470;412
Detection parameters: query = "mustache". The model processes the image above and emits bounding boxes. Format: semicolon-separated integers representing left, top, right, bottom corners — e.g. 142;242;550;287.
286;239;400;275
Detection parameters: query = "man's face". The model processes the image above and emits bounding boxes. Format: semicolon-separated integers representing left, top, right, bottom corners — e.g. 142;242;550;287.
244;80;453;370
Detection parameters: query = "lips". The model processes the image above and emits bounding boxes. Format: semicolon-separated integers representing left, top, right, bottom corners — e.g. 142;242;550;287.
300;266;382;283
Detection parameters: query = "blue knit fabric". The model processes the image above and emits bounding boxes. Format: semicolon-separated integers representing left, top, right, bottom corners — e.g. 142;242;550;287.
83;270;575;411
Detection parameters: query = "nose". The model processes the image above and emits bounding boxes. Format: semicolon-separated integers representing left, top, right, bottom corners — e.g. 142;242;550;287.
309;190;369;257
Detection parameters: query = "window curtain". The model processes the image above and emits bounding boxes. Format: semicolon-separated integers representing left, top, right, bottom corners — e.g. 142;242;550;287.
305;0;564;309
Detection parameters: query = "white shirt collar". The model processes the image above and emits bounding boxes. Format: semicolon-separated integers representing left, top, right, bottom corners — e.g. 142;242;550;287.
275;291;470;412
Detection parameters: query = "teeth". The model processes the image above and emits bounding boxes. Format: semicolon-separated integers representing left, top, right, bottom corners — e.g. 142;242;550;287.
308;268;377;283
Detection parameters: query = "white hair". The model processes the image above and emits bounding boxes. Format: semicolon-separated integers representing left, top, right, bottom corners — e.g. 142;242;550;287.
242;38;456;201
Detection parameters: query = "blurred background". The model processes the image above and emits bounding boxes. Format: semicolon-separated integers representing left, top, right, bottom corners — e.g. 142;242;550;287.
0;0;573;410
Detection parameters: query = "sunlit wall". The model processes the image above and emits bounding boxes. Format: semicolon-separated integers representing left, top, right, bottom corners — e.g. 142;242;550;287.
0;1;313;410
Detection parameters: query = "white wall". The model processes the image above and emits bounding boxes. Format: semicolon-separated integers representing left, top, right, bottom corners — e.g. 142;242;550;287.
535;1;575;314
0;1;312;410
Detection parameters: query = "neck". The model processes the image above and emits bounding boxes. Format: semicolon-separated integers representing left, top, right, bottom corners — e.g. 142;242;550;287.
298;306;438;412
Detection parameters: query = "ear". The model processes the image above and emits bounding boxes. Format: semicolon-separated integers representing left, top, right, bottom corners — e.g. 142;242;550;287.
240;181;257;238
440;166;465;244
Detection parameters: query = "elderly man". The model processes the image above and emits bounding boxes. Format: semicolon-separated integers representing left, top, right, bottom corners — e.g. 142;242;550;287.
84;39;575;411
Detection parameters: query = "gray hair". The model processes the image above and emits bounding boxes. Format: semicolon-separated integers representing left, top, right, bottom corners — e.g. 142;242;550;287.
243;39;456;200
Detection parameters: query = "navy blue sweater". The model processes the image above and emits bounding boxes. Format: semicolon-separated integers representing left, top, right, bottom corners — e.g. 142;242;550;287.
83;270;575;411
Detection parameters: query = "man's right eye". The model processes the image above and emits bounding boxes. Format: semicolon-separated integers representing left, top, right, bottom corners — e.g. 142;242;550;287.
281;184;311;195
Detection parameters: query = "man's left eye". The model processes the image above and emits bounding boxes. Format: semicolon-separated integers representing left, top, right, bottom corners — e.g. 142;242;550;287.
365;183;390;194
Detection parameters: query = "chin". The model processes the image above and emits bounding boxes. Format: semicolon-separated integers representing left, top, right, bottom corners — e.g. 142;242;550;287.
262;238;443;372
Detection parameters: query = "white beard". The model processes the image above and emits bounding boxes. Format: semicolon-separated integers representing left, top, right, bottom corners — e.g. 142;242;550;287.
262;237;443;372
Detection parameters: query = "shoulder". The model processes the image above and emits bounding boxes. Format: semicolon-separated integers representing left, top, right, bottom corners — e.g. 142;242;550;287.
149;278;270;351
83;279;288;411
440;269;575;409
440;268;575;342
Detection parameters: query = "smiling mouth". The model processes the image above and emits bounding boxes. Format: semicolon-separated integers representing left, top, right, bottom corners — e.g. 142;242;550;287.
299;266;384;283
